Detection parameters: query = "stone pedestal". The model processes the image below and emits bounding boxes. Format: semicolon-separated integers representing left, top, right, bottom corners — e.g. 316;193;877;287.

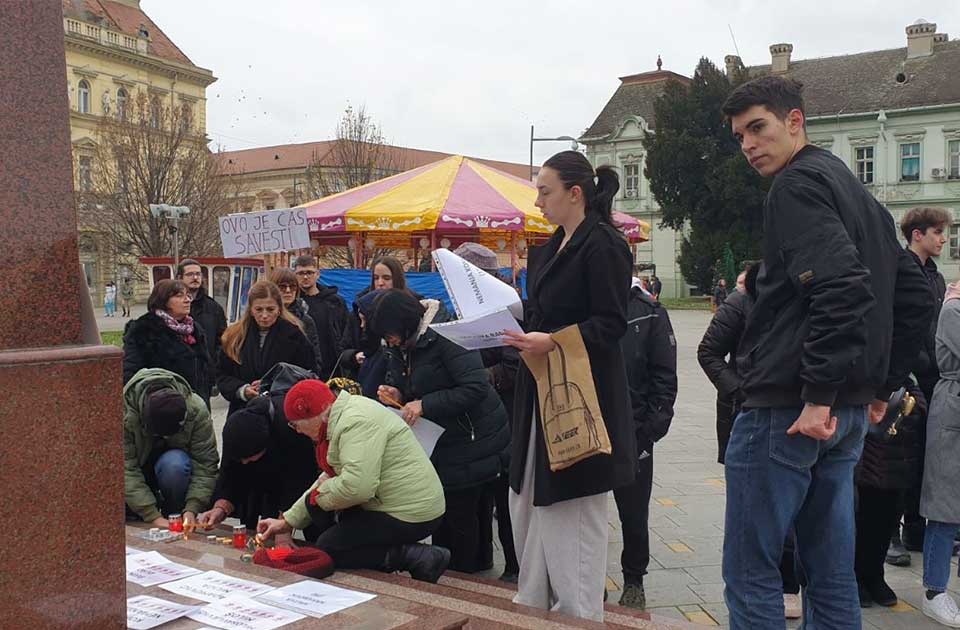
0;2;125;628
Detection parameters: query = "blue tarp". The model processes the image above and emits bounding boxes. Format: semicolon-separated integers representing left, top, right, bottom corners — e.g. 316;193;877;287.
319;268;527;313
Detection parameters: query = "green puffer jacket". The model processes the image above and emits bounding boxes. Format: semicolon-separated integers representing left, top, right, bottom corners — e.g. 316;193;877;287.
124;368;219;521
283;391;445;528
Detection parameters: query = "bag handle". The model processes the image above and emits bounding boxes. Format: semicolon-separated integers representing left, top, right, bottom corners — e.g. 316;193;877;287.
545;341;570;406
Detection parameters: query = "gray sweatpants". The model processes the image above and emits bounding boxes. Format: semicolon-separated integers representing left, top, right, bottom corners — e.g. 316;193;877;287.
508;418;609;622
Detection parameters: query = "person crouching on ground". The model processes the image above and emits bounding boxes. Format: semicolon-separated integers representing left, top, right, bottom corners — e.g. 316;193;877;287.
257;379;451;583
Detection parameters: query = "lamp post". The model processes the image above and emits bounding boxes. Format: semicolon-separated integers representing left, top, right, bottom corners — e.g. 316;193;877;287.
529;125;580;180
149;203;191;268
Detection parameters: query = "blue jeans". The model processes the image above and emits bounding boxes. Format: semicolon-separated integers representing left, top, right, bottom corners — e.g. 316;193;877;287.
923;520;959;592
153;449;192;516
723;406;867;630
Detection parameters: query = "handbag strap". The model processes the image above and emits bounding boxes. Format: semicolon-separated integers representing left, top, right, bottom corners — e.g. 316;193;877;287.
545;341;570;405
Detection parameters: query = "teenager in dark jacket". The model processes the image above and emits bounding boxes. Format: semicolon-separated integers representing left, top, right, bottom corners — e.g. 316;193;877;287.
270;267;324;376
612;281;677;610
721;76;931;628
216;281;316;417
294;255;353;378
370;289;510;574
123;279;212;404
177;259;227;384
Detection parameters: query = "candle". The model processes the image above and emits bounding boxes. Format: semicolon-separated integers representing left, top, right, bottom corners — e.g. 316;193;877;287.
168;513;183;533
232;525;247;549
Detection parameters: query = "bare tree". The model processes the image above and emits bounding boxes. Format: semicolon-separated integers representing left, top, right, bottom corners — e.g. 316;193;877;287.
82;92;239;263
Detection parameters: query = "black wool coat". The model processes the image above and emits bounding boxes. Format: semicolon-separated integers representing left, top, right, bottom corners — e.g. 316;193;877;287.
216;318;316;416
122;312;212;403
856;381;928;490
189;288;227;379
510;211;636;506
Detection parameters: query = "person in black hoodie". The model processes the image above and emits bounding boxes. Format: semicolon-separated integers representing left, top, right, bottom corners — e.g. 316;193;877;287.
123;279;212;404
612;278;678;610
216;280;316;417
177;259;227;387
370;289;510;575
269;267;324;376
720;76;931;627
294;255;353;379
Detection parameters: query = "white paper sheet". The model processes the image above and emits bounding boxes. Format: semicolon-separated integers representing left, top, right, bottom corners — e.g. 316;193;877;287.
430;307;524;350
188;597;305;630
390;410;445;456
126;545;146;556
433;248;523;320
126;551;202;587
159;570;275;603
126;595;199;630
257;580;376;619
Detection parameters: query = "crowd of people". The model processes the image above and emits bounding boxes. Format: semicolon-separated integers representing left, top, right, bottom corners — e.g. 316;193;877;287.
119;74;960;628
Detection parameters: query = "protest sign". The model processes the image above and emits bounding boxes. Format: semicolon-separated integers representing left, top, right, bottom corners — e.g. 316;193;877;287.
160;570;275;603
127;595;199;630
188;597;304;630
258;580;376;619
219;208;310;257
126;550;202;587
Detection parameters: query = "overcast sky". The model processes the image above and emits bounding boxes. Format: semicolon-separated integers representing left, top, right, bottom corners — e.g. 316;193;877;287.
146;0;960;167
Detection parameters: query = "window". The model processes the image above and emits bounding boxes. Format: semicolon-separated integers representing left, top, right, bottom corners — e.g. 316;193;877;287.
149;96;161;129
78;156;92;192
900;143;921;181
77;79;90;114
951;223;960;259
116;88;128;119
949;140;960;179
854;147;874;184
624;164;640;196
116;158;129;195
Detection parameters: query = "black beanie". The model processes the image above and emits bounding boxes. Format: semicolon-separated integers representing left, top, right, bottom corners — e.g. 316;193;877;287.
369;289;425;343
143;389;187;436
222;398;271;462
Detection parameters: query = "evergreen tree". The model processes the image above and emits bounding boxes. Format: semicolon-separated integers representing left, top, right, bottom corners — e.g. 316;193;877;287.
643;57;769;292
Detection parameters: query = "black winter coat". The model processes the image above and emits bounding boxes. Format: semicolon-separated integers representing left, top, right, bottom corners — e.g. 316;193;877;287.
698;290;754;463
908;249;946;401
123;312;212;403
622;287;677;450
399;301;510;491
288;298;324;375
739;145;931;408
189;288;227;380
302;284;353;379
511;211;636;506
216;318;316;416
856;381;928;490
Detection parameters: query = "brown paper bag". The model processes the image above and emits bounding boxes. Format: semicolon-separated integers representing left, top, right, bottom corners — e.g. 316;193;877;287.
521;325;612;471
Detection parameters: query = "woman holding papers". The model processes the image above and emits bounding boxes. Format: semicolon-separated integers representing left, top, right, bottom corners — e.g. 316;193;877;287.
503;150;635;622
257;379;450;583
369;289;510;573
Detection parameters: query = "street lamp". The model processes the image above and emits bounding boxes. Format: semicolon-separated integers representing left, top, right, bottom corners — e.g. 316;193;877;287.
529;125;580;181
149;203;190;268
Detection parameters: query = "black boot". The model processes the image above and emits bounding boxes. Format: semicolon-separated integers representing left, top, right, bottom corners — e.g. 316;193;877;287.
858;583;874;608
866;579;898;607
389;544;450;583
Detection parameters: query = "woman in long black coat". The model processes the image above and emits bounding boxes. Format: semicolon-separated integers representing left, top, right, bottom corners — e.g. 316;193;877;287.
123;279;212;404
216;280;316;417
503;151;634;622
370;289;509;574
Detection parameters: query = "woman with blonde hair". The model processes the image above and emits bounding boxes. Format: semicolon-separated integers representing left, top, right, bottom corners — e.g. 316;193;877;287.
217;280;316;416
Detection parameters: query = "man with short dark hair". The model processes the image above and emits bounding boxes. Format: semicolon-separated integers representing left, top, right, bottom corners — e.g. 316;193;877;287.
293;255;353;379
177;259;226;392
720;76;930;628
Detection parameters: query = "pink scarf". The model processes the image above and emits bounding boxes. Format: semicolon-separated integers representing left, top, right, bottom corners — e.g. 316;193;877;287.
154;309;197;345
946;281;960;304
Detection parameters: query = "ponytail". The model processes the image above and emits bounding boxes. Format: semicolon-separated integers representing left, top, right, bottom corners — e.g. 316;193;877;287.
592;165;619;225
542;150;620;227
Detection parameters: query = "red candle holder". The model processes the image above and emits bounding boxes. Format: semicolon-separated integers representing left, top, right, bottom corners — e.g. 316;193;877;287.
168;513;183;533
232;525;247;549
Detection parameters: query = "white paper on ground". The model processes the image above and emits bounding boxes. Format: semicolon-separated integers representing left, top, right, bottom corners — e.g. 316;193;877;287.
432;248;522;320
126;550;202;587
390;410;445;456
126;595;199;630
126;545;146;556
159;570;275;603
257;580;376;619
430;307;524;350
188;597;305;630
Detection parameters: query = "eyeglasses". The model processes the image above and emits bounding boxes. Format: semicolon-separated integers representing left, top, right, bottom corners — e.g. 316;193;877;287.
295;270;317;277
278;284;297;292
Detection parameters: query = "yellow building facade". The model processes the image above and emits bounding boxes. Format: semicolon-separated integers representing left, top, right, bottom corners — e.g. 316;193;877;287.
63;0;215;303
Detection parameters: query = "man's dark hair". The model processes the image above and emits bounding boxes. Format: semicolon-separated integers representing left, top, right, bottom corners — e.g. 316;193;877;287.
176;258;201;278
722;76;805;120
900;207;951;243
293;254;317;269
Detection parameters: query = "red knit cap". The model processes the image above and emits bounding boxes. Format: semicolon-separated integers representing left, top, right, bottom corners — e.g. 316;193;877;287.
284;379;337;421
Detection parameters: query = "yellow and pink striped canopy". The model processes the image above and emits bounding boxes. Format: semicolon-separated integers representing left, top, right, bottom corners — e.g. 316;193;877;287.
299;155;649;242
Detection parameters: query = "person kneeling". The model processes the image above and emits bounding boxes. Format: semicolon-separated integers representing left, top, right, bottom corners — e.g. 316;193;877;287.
257;379;451;582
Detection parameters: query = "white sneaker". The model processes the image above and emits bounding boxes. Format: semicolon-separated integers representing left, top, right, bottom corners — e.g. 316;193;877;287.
783;593;802;619
923;592;960;627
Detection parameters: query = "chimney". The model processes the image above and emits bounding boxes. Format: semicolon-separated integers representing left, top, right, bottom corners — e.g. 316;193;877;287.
906;19;936;58
724;54;742;77
770;43;793;74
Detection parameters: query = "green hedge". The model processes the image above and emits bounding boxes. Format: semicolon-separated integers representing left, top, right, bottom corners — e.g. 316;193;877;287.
101;331;124;348
661;296;713;311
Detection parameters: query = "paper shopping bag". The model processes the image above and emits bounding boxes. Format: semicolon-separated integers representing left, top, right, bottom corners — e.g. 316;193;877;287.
522;325;611;471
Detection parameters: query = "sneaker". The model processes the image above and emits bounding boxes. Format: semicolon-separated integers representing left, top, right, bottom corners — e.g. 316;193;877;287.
858;583;874;608
865;580;898;607
618;583;646;610
886;536;912;567
923;592;960;627
784;593;802;619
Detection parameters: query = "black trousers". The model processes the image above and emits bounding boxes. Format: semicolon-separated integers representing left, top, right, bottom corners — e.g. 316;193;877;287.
432;485;489;573
855;485;901;584
613;444;654;583
307;503;442;570
476;477;519;575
